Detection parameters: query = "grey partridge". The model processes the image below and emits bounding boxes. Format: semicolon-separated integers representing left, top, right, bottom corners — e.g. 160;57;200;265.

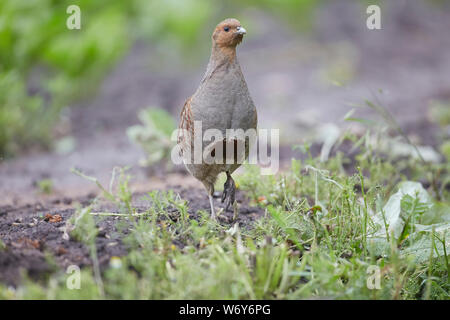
178;18;258;219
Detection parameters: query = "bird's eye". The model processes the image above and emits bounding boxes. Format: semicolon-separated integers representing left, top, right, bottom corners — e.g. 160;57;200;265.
224;27;230;32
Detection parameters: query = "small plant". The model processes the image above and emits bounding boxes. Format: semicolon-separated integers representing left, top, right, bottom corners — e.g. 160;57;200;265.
71;166;134;215
66;206;104;297
127;108;176;168
36;179;53;195
429;100;450;128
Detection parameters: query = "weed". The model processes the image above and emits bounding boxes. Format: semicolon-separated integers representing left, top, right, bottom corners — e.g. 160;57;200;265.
36;179;53;195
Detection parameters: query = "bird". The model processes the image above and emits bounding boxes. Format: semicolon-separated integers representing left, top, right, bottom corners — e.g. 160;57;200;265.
177;18;257;219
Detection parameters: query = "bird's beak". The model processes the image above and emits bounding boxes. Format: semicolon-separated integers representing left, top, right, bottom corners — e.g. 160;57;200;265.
235;26;246;35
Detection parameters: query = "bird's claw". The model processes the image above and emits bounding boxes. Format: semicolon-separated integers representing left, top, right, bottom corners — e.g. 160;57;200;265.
222;172;236;212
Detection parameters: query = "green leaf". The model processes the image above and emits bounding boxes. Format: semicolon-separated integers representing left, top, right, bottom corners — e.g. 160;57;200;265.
370;181;433;242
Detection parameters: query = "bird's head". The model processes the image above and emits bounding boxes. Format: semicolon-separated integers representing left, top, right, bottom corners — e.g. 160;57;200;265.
212;18;246;49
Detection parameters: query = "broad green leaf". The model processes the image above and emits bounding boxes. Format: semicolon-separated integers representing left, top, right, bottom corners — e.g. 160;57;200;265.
369;181;433;241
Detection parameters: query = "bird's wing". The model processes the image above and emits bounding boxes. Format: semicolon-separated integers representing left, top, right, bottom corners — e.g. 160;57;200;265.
178;96;193;155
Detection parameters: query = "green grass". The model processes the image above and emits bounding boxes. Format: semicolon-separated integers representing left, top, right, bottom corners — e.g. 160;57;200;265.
1;123;448;300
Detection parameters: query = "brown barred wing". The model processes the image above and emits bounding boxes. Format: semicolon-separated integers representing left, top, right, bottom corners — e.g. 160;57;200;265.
178;96;194;157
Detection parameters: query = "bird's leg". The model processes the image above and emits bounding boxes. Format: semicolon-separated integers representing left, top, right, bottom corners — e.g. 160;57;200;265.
209;193;216;220
221;171;236;212
203;183;216;220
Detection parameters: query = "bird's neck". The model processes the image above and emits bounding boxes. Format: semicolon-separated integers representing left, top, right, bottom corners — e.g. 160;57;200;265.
209;44;237;67
200;44;240;84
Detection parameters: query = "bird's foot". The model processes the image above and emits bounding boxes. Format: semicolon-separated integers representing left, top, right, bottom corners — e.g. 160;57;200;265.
221;172;236;212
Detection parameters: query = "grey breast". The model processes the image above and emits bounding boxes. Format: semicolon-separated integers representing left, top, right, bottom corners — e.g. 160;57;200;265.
190;60;256;145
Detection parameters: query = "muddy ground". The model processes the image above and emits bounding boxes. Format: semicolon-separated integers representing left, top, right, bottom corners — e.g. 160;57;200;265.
1;1;449;286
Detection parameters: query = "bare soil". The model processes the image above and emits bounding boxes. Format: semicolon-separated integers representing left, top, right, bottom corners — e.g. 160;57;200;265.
0;186;265;286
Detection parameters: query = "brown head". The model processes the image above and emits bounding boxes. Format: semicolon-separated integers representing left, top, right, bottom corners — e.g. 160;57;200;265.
212;18;246;49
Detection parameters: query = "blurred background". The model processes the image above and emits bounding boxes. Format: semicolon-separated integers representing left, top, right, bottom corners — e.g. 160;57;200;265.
1;0;449;205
